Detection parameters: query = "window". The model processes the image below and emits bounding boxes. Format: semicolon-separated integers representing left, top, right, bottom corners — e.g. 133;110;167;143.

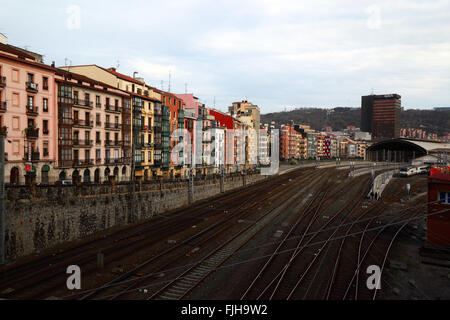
96;149;101;160
96;132;101;143
106;97;110;106
85;93;90;103
43;77;48;90
85;150;90;161
73;91;79;103
27;73;34;83
43;141;49;157
27;95;34;106
43;98;48;112
439;192;450;204
43;120;49;134
148;151;152;162
96;95;100;107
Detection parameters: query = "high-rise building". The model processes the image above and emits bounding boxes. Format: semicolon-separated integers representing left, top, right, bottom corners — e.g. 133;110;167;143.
361;94;401;140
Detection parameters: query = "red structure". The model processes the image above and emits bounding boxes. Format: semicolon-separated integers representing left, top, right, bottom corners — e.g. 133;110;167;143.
427;167;450;247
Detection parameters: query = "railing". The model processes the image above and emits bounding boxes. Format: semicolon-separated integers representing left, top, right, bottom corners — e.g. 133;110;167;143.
26;81;39;92
96;102;101;108
105;122;121;130
95;140;102;145
25;127;39;138
113;140;122;146
73;119;94;127
57;160;73;167
104;158;115;165
0;76;6;87
43;128;49;135
73;99;93;108
105;139;113;146
73;139;93;147
105;104;122;113
96;121;102;127
26;105;38;115
73;159;93;166
24;152;40;161
0;101;6;112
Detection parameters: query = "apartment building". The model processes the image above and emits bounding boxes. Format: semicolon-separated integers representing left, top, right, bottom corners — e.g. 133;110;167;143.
0;42;58;184
55;70;132;183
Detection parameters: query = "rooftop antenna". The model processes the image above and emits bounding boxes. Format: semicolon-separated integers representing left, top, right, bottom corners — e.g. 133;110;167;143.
168;70;171;92
371;87;375;95
213;96;216;108
64;58;72;72
185;83;187;94
116;60;120;69
160;80;164;91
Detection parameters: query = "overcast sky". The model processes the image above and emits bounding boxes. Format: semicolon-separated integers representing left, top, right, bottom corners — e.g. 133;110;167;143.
1;0;450;113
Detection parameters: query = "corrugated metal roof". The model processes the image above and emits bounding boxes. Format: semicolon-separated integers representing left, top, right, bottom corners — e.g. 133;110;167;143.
402;139;450;151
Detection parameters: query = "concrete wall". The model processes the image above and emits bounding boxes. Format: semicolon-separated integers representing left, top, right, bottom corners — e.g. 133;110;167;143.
4;173;267;263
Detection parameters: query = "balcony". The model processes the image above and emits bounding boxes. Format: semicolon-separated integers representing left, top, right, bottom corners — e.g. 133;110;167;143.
105;122;121;130
113;140;122;146
141;125;152;131
123;106;131;114
73;119;94;128
26;81;39;93
73;99;93;109
73;159;93;167
24;151;40;161
43;128;49;135
104;158;115;165
26;105;39;116
105;139;113;146
123;157;131;164
73;139;93;147
0;101;6;112
0;76;6;88
25;127;39;138
96;120;102;127
95;139;102;146
105;104;122;113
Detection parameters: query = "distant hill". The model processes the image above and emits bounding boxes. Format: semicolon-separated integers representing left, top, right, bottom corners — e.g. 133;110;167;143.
260;108;449;136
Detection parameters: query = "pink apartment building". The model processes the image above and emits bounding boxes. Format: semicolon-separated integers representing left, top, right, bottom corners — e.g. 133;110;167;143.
0;43;58;184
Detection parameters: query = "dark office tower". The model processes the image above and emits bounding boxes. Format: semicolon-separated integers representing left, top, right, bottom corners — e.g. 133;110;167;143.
361;94;401;140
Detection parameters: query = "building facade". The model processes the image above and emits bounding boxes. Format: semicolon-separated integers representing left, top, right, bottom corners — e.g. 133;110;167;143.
0;43;58;184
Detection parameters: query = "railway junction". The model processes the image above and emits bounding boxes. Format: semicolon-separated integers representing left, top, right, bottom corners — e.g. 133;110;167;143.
0;161;448;300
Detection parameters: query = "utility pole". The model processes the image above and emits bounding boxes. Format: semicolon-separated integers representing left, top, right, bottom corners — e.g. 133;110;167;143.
130;133;136;219
0;129;6;265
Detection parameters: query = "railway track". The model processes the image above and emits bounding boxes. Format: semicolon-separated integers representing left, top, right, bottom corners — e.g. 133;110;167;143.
0;169;314;299
74;168;332;300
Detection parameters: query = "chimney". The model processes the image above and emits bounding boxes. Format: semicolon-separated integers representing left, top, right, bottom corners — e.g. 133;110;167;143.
109;67;116;72
51;61;55;67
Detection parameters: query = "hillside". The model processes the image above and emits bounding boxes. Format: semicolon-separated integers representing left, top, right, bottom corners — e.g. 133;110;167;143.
260;108;450;136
